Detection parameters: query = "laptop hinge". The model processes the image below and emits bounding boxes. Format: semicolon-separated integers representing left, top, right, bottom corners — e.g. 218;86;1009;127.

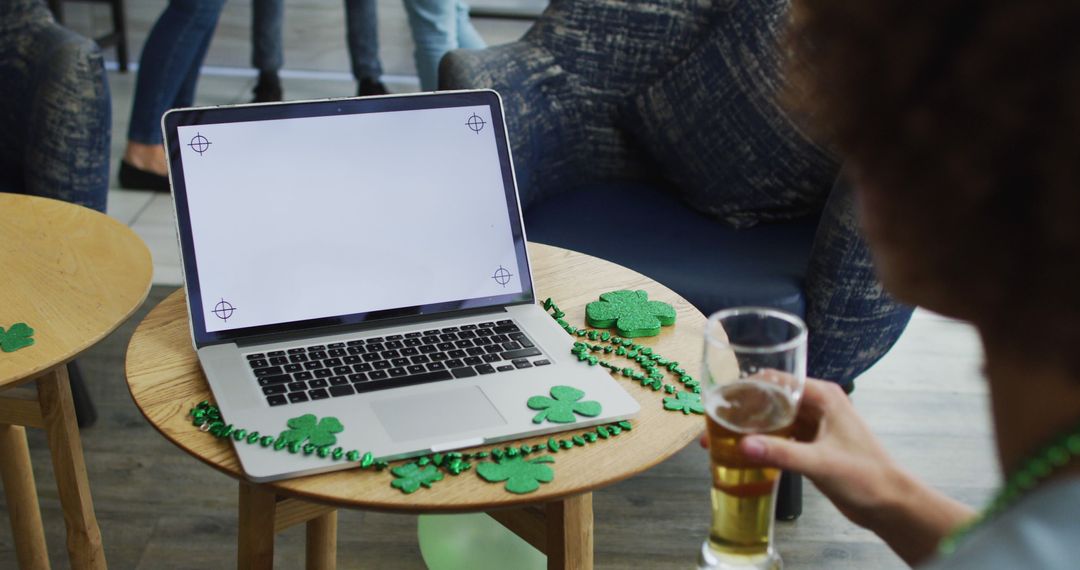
223;305;515;349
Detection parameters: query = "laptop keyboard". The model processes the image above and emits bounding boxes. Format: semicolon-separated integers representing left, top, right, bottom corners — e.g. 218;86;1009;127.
245;320;549;407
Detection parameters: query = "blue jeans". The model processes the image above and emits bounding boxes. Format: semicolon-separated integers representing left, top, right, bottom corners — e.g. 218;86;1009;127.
403;0;485;90
127;0;226;145
252;0;383;81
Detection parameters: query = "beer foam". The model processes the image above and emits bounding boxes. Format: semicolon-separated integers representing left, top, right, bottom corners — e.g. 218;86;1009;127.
706;381;796;434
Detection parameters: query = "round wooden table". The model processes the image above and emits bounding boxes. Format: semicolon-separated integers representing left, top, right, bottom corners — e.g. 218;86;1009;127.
0;193;152;570
126;243;708;569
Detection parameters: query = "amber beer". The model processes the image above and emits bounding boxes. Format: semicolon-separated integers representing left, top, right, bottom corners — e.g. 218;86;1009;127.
704;381;796;568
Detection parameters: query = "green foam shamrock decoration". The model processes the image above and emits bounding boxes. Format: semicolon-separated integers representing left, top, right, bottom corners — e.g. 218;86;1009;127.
390;462;444;494
0;323;35;353
585;290;675;338
663;391;705;415
527;385;602;424
477;455;555;494
279;414;344;447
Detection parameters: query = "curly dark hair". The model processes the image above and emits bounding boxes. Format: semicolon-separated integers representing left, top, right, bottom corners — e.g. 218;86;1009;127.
786;0;1080;364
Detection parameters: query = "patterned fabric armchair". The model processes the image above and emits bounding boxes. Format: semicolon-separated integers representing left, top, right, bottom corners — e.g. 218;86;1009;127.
0;0;111;212
442;0;913;391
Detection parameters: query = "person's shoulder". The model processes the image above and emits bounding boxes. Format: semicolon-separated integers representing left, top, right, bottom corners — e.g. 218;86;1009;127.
919;478;1080;570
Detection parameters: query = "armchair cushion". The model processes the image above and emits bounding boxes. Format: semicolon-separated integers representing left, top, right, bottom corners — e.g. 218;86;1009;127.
620;0;839;228
524;181;817;318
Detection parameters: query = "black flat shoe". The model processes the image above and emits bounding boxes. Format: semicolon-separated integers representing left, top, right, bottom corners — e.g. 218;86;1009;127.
118;160;170;192
253;71;283;103
358;77;389;96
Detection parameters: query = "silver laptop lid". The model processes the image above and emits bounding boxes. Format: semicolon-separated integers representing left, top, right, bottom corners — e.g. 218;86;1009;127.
162;90;534;348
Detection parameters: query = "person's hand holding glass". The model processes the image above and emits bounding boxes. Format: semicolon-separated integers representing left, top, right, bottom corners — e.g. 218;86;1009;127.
699;308;807;570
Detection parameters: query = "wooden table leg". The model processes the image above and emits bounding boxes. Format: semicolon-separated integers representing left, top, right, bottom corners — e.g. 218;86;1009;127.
238;481;277;570
545;493;594;570
0;424;50;570
37;366;106;569
305;510;337;570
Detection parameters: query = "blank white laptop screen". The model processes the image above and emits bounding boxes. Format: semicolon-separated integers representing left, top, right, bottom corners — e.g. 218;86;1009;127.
164;93;532;345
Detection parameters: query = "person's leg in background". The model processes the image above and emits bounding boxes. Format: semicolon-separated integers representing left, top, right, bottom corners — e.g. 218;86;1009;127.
453;0;484;51
346;0;389;95
251;0;285;102
252;0;384;100
174;23;218;109
403;0;485;91
120;0;227;190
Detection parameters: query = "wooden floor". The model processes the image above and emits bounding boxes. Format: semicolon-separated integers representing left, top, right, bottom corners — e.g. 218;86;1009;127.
0;287;997;569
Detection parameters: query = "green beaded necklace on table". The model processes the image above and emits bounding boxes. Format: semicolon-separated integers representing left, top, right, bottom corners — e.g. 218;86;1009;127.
187;296;705;495
937;420;1080;556
189;399;636;492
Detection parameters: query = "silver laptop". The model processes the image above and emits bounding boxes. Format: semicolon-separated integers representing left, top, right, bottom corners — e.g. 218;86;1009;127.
162;90;640;482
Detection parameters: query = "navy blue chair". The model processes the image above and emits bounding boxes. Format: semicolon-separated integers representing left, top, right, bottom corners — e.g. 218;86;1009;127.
1;0;113;427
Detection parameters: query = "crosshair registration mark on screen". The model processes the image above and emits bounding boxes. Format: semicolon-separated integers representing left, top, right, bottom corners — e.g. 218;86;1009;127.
466;113;486;134
492;265;513;286
189;132;212;155
212;298;236;321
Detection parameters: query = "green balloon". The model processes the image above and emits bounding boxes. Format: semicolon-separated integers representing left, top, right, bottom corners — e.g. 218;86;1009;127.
417;514;545;570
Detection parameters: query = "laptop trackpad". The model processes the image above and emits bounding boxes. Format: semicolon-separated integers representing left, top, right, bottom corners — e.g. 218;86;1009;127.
372;386;506;443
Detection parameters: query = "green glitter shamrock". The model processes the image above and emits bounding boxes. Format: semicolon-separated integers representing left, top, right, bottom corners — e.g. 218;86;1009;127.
390;462;444;494
585;290;676;338
477;455;555;494
663;391;705;415
279;414;344;447
0;323;35;353
527;385;602;424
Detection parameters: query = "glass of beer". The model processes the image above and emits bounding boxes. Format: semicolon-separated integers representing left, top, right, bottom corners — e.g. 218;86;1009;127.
698;307;807;570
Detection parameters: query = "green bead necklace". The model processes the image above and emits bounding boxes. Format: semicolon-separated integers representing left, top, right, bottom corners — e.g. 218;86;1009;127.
938;420;1080;555
541;297;706;414
188;399;634;493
